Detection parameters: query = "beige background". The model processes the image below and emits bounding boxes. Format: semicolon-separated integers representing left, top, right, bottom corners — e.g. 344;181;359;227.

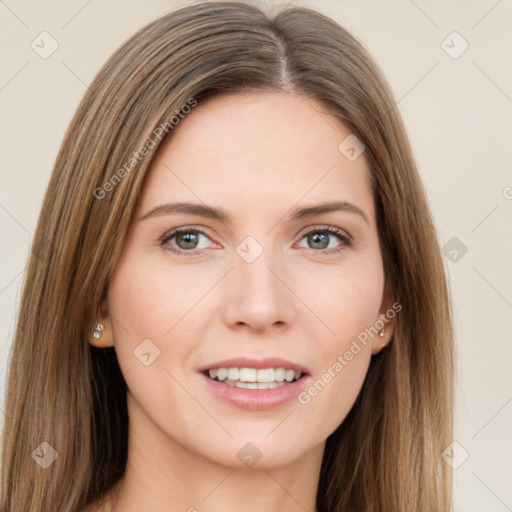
1;0;511;509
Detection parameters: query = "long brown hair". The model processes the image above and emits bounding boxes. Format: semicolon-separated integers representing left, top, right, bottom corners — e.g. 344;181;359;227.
1;2;454;510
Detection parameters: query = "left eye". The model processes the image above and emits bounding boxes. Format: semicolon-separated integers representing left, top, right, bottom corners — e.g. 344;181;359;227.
296;227;351;252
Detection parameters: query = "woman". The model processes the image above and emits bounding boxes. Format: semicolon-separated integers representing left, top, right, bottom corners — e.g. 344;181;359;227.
1;2;454;511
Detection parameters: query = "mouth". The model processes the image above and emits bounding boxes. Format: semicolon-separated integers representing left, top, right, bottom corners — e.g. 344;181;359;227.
202;367;306;390
199;358;311;410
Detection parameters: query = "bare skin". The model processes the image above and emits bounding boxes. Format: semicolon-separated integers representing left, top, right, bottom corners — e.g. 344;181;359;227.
87;91;395;512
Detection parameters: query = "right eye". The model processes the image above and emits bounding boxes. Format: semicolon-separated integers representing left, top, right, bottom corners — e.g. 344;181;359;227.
161;227;216;256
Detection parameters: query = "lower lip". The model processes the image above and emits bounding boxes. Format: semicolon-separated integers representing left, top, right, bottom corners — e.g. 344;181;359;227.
200;373;310;411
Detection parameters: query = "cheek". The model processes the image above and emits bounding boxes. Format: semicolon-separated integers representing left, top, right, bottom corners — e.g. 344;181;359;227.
107;253;196;374
296;286;376;439
297;347;371;442
107;248;228;395
297;252;385;351
108;251;213;341
106;254;211;429
292;255;383;432
109;269;166;352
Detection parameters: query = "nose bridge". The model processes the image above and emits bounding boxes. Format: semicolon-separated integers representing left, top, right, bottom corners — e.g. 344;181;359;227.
222;235;294;331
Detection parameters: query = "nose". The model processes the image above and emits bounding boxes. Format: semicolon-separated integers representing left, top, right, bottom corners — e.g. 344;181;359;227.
221;246;295;334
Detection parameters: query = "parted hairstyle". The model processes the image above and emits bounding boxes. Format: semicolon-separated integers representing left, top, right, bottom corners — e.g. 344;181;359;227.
1;2;454;511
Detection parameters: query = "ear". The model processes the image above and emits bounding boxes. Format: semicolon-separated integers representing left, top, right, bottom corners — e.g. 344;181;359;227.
88;299;115;348
371;282;399;355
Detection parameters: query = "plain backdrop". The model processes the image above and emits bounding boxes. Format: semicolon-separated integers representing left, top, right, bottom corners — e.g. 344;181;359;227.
1;1;511;510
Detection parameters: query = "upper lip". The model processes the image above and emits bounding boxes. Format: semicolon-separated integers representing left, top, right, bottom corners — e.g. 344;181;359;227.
199;357;309;374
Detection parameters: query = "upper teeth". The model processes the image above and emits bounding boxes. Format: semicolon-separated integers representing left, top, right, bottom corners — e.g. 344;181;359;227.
209;367;301;383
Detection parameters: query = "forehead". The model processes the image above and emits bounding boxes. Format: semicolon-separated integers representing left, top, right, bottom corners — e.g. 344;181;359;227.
139;91;374;225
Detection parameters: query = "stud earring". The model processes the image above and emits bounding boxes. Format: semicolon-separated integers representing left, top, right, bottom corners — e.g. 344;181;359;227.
378;327;385;337
92;323;104;339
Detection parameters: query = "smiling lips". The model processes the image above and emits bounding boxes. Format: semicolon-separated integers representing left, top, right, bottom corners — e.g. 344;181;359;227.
201;357;308;387
207;367;303;389
200;358;309;406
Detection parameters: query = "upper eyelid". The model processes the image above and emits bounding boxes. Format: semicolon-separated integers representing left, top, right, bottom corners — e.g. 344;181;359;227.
161;225;215;243
297;224;351;238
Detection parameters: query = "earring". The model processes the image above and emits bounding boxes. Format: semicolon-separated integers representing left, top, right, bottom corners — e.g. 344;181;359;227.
378;327;385;337
92;323;104;339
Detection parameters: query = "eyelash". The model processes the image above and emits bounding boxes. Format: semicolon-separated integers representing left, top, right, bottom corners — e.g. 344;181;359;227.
160;225;352;258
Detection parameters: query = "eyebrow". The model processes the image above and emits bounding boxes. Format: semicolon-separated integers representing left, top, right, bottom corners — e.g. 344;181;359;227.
141;200;369;225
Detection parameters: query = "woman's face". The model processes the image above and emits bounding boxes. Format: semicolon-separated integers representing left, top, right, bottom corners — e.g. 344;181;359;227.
105;91;394;469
